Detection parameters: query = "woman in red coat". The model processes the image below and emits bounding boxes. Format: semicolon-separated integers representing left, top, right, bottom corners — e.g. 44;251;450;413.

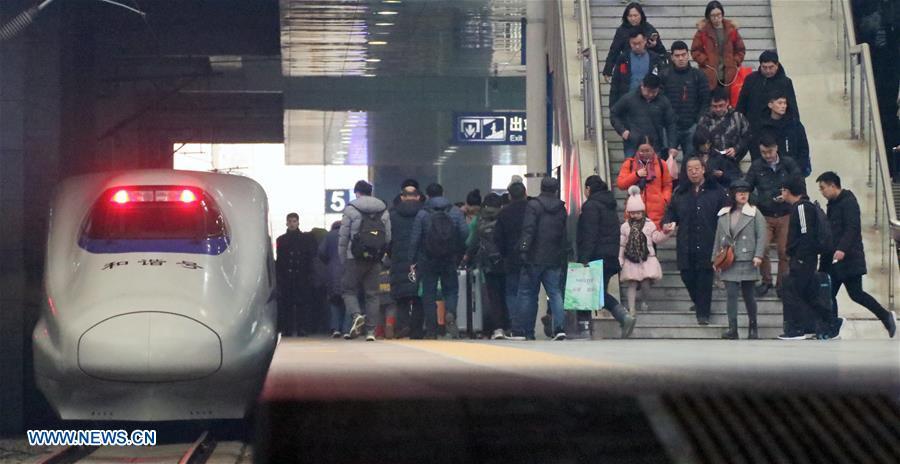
691;1;746;92
616;135;673;229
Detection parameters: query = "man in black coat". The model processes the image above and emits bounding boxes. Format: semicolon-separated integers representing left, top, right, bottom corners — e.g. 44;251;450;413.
663;157;727;325
609;30;664;107
515;177;568;340
660;41;710;158
779;176;842;340
736;50;801;159
577;176;636;338
276;212;319;336
494;181;528;336
744;134;803;297
610;74;679;159
389;180;425;338
757;91;811;174
816;172;896;337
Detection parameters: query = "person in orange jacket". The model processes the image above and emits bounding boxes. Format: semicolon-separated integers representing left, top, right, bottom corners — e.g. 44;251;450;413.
617;135;673;229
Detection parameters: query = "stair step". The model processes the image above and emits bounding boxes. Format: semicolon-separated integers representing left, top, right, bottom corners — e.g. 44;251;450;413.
622;313;783;326
592;320;783;339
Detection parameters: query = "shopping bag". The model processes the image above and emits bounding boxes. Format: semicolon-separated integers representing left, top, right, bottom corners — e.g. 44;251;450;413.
563;260;605;310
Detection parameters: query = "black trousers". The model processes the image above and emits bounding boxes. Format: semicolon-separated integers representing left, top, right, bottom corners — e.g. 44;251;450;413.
396;296;424;338
783;259;834;334
484;271;509;332
831;273;891;322
278;285;312;336
680;268;714;319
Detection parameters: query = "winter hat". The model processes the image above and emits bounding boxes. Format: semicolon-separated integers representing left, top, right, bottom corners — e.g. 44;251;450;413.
728;179;752;193
540;176;560;193
509;174;524;187
759;49;779;64
625;185;646;212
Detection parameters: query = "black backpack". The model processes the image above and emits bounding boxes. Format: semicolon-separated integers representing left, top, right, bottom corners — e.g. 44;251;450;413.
476;216;503;272
424;206;460;260
350;205;388;261
811;201;834;255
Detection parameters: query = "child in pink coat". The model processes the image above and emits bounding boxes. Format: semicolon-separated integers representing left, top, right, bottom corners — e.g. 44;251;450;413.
619;185;673;314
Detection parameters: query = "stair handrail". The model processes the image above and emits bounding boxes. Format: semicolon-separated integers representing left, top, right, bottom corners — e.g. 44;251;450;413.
832;0;897;309
574;0;610;182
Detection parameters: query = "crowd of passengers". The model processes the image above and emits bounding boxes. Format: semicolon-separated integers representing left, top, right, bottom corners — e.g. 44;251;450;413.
273;1;897;342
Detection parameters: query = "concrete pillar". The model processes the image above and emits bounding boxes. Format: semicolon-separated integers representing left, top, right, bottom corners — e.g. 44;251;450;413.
525;0;547;194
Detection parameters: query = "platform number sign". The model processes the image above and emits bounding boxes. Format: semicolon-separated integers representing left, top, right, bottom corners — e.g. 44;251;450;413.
325;189;352;213
454;112;526;145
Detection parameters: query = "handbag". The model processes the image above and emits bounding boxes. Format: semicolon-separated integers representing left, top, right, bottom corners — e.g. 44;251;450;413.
713;243;735;271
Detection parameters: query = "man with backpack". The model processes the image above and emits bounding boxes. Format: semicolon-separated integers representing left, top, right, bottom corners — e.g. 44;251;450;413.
515;177;569;341
408;183;470;339
778;176;843;340
464;193;508;340
338;180;391;342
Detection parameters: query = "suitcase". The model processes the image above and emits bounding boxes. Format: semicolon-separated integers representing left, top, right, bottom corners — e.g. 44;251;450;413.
456;268;484;336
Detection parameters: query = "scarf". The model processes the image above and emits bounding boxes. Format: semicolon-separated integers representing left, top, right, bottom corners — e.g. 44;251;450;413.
623;217;650;263
636;156;658;183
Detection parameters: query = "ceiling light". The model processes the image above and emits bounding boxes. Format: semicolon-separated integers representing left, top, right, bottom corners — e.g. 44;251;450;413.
367;41;388;45
362;73;376;77
383;0;402;3
365;58;381;62
340;128;352;133
376;11;398;15
375;22;394;26
444;148;456;153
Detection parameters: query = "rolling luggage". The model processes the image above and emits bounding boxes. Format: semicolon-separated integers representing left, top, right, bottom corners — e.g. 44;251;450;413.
456;268;484;336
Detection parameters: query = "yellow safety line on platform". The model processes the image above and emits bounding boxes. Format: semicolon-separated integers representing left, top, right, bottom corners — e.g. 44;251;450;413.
391;340;621;370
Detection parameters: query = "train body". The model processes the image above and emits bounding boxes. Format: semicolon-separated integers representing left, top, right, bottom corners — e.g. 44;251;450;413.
33;169;278;421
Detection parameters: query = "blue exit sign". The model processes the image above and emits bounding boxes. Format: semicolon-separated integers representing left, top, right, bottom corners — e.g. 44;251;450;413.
454;112;526;145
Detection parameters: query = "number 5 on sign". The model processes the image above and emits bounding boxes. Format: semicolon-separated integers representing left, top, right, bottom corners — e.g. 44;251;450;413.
325;189;350;213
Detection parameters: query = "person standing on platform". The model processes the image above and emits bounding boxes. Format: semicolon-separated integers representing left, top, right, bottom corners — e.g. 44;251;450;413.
318;221;346;338
494;181;529;337
389;180;425;339
276;212;319;337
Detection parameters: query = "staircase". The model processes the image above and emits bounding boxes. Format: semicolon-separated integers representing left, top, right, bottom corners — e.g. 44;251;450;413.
589;0;779;338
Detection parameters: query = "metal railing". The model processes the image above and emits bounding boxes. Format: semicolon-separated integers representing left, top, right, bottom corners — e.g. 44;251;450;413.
574;0;610;182
832;0;897;309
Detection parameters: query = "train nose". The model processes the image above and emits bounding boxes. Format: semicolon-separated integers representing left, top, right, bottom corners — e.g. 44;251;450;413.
78;312;222;382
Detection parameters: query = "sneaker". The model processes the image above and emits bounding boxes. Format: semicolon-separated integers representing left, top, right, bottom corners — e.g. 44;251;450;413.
491;329;506;340
697;316;710;326
621;314;637;339
343;333;351;340
883;311;897;338
366;334;376;342
541;315;552;338
445;313;459;339
755;282;772;297
331;330;342;338
506;331;527;341
818;318;843;340
552;332;567;341
349;314;366;338
778;331;806;340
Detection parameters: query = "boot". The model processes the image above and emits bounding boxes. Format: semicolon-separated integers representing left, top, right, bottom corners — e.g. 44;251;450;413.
722;305;738;339
747;301;759;339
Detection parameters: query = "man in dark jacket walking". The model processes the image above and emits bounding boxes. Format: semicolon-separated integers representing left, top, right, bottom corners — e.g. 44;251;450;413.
409;183;470;339
494;181;528;334
610;30;664;107
660;41;711;158
816;172;896;337
611;74;679;159
318;221;345;338
663;157;727;325
577;176;636;338
276;212;319;336
736;50;801;158
757;91;811;174
390;181;425;338
779;176;843;340
744;134;802;297
514;177;568;340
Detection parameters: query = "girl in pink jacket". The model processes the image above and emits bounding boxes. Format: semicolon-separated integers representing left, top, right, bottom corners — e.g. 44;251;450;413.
619;185;673;313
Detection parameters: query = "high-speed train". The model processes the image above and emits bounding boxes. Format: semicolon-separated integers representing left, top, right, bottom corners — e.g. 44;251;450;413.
33;169;278;421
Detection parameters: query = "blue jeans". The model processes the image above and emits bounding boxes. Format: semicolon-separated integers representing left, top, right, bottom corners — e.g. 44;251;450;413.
675;125;696;158
328;295;347;333
516;265;565;338
505;270;521;328
420;260;459;333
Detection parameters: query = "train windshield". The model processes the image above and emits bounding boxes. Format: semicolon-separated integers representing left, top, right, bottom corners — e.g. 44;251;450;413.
79;186;229;254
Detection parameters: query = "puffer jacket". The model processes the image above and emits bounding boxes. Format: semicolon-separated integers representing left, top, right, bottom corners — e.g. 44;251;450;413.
660;62;711;130
519;193;568;266
408;196;469;264
691;19;746;90
609;50;664;107
577;189;621;272
757;113;811;175
743;155;802;218
317;227;343;297
602;22;666;76
735;62;800;129
616;154;673;228
389;200;423;299
610;90;678;153
465;205;503;272
338;195;391;262
697;107;752;162
820;189;867;279
494;199;528;273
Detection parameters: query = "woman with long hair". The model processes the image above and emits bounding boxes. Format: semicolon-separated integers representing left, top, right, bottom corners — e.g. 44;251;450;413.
691;1;746;91
602;2;666;80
